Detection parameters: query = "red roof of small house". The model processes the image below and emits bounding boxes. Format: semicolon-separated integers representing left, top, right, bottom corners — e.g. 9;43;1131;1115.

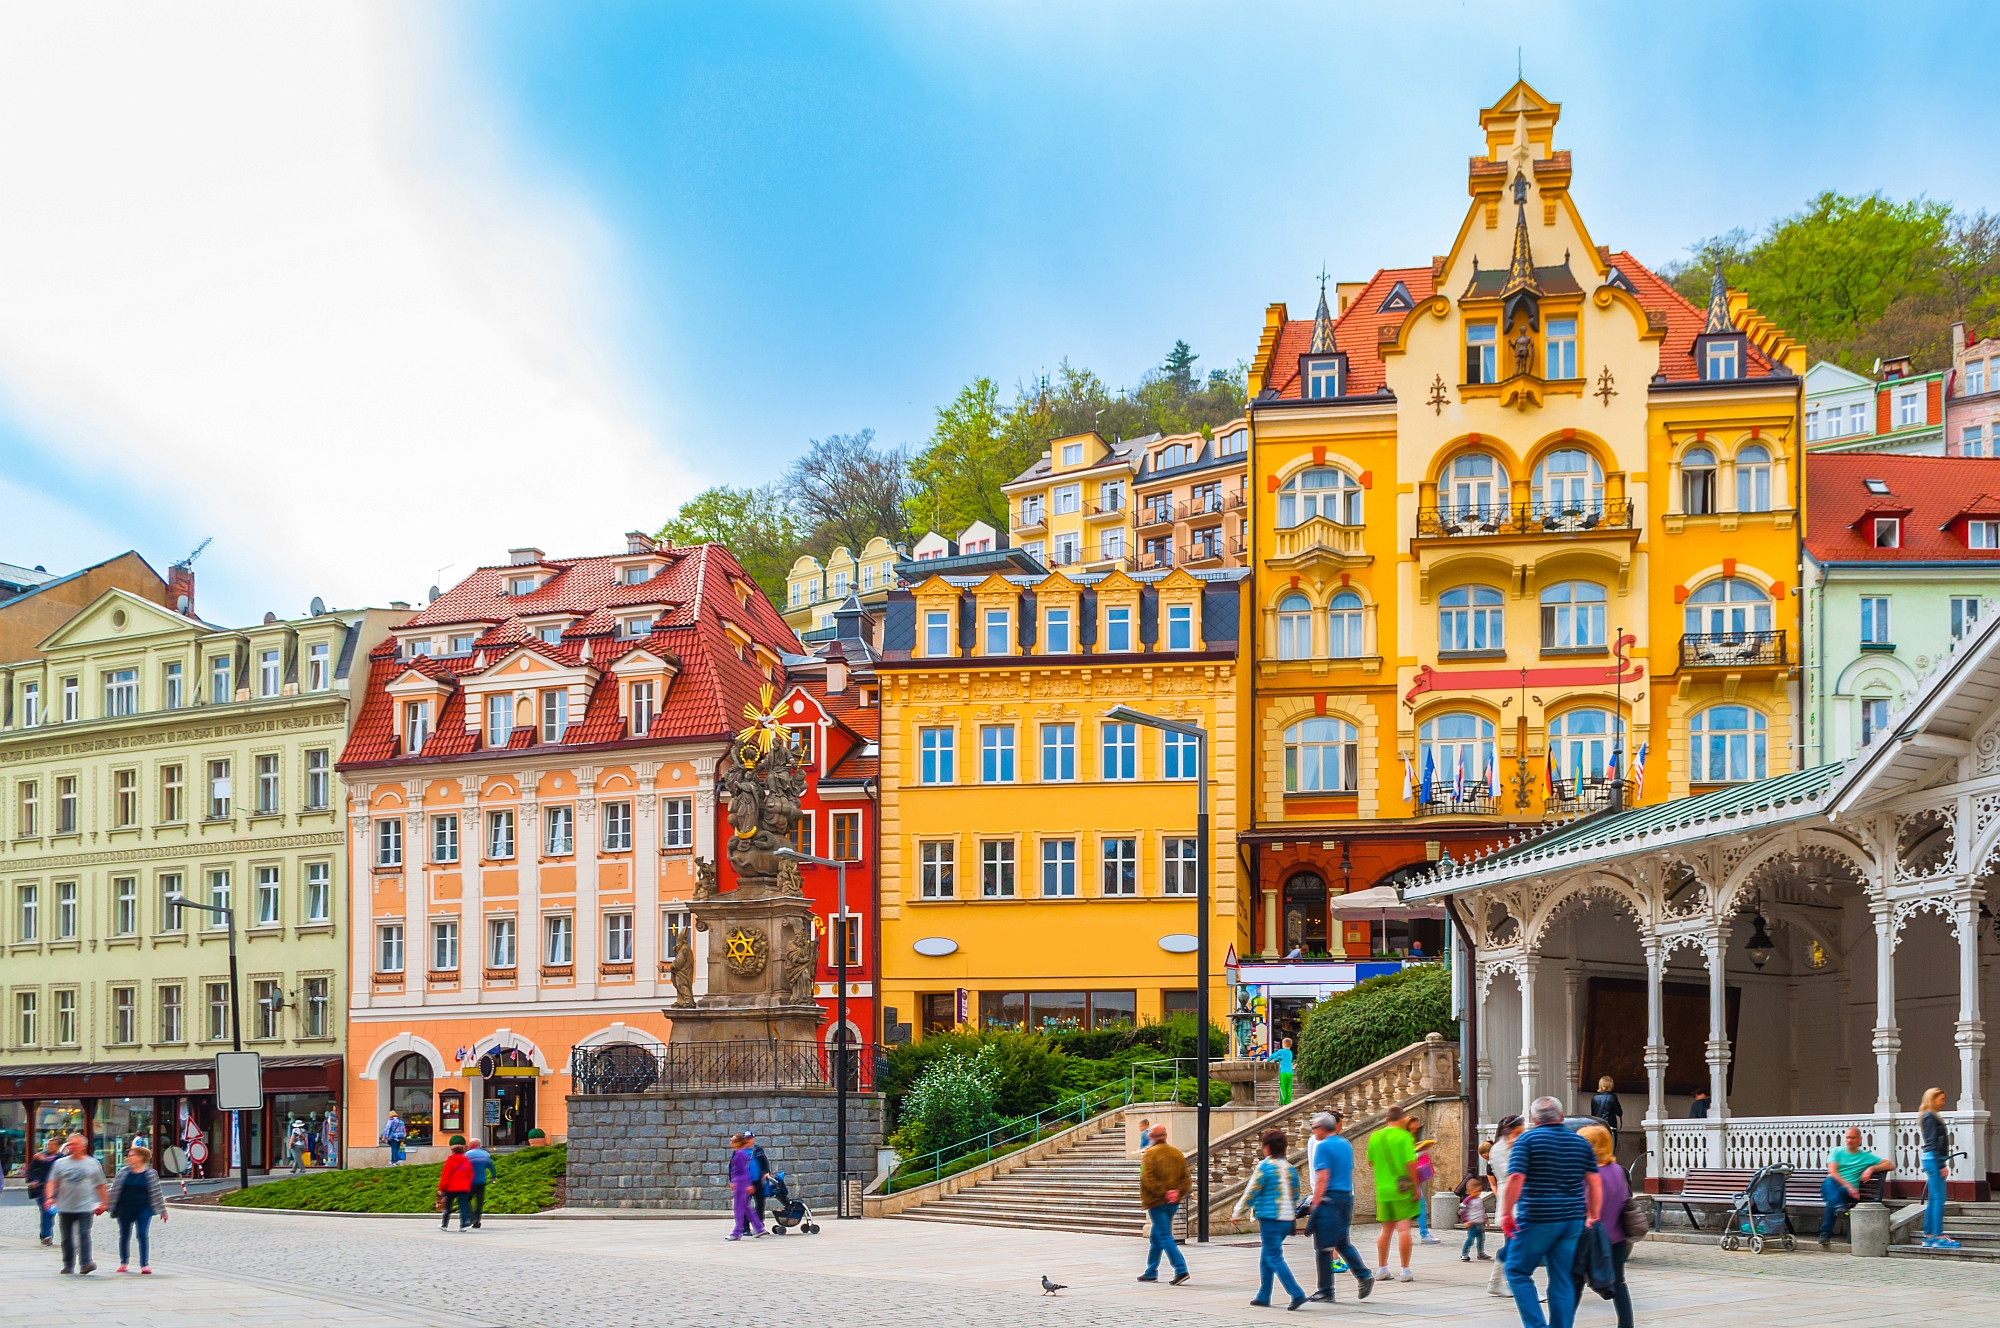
338;542;798;767
1805;454;2000;563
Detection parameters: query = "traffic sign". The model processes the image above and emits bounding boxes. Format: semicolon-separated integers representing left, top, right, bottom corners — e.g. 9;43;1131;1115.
214;1051;264;1110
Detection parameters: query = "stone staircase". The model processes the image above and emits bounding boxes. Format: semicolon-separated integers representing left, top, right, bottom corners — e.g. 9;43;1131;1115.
1888;1201;2000;1261
890;1122;1147;1236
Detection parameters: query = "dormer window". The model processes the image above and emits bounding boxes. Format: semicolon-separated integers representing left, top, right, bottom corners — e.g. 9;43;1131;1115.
1061;442;1083;466
1968;520;2000;550
538;625;564;644
450;635;476;653
405;639;433;659
1305;356;1343;400
1159;443;1189;468
924;610;951;658
1703;338;1742;381
1874;518;1901;549
405;700;431;756
621;617;654;638
1217;428;1248;457
509;576;537;597
1896;390;1921;427
623;566;652;586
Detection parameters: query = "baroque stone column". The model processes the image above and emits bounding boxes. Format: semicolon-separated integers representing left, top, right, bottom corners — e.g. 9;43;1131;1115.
1704;927;1731;1167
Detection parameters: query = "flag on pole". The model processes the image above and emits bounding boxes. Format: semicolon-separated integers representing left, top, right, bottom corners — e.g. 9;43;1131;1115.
1452;753;1466;802
1420;749;1435;804
1606;743;1621;784
1546;744;1563;800
1487;751;1502;798
1402;751;1415;803
1632;742;1648;798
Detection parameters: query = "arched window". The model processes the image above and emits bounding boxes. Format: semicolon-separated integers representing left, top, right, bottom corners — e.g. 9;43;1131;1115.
1736;444;1772;512
1547;708;1618;791
1682;447;1717;515
1690;705;1767;783
1445;452;1509;520
1159;443;1190;468
1276;468;1362;528
1684;578;1772;636
1439;586;1504;652
390;1052;435;1145
1284;718;1359;793
1328;591;1364;659
1419;712;1496;800
1532;448;1603;517
1538;580;1606;650
1277;594;1313;660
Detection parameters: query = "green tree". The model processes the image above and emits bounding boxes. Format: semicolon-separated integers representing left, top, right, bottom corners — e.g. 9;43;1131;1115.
905;377;1025;537
1296;963;1456;1091
654;484;802;601
784;428;911;556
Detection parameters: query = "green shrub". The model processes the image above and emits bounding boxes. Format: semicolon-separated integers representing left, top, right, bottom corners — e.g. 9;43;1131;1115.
217;1143;565;1213
1297;964;1456;1090
887;1042;1000;1158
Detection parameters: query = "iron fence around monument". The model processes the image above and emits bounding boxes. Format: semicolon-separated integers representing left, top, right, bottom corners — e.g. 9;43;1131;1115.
569;1039;879;1094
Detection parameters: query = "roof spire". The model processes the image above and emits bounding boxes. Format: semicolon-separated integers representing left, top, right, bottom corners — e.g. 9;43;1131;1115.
1310;264;1337;354
1499;170;1541;332
1703;258;1733;334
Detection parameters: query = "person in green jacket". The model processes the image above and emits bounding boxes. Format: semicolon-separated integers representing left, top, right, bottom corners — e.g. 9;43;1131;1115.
1368;1106;1421;1282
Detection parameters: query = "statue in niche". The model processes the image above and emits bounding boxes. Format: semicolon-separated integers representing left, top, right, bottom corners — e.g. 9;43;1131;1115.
784;923;816;1006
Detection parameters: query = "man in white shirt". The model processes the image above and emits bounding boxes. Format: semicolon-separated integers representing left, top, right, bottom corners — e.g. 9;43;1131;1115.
49;1133;109;1275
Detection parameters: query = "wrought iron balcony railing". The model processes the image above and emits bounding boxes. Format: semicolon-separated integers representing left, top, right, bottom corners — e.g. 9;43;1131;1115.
568;1038;878;1094
1415;500;1635;539
1679;630;1785;669
1416;792;1500;817
1543;778;1631;818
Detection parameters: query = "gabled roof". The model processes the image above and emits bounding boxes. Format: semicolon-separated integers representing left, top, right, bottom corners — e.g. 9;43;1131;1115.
1262;266;1436;399
1831;597;2000;813
1602;251;1777;384
1804;454;2000;563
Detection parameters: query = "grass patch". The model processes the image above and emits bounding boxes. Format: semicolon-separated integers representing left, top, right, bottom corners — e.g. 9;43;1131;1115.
217;1144;565;1213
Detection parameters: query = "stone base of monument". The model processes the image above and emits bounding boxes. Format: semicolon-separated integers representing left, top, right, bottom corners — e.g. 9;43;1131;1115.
565;1088;884;1212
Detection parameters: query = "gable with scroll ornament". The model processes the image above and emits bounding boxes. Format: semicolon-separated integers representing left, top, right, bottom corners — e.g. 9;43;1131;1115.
1976;711;2000;776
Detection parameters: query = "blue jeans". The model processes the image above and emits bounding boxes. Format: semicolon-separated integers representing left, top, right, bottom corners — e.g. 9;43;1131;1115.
38;1199;55;1242
1571;1238;1633;1328
1923;1152;1947;1238
1505;1218;1583;1328
1144;1203;1187;1277
1461;1221;1487;1257
1255;1217;1306;1304
1311;1193;1370;1294
1818;1177;1858;1240
117;1210;153;1267
441;1192;471;1229
1417;1190;1430;1237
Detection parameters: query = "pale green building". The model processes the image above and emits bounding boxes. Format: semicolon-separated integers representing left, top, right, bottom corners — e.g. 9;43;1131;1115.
0;583;404;1175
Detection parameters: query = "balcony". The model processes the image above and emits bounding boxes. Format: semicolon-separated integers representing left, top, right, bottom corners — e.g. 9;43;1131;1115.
1139;548;1174;571
1137;504;1175;530
1046;545;1082;568
1544;779;1631;819
1014;505;1047;534
1086;500;1126;520
1181;542;1225;568
1179;493;1228;520
1415;500;1636;540
1265;516;1371;573
1679;630;1785;669
1417;792;1500;817
1088;543;1130;564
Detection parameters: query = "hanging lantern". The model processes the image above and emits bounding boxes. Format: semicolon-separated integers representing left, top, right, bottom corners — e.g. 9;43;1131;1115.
1745;912;1775;970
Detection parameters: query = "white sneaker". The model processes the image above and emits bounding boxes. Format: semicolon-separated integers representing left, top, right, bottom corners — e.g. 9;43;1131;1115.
1420;1236;1442;1245
1489;1283;1511;1297
1375;1267;1390;1281
1395;1268;1413;1282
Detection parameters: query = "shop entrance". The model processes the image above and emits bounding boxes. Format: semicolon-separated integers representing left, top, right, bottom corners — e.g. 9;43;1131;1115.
1282;873;1328;956
481;1048;537;1146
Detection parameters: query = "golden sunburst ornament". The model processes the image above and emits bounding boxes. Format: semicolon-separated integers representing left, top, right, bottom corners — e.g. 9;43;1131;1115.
735;682;786;762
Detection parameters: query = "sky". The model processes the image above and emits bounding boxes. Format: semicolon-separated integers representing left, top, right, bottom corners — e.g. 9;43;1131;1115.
2;0;1998;626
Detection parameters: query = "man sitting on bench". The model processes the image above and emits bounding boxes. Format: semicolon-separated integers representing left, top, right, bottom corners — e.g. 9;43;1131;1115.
1819;1126;1894;1249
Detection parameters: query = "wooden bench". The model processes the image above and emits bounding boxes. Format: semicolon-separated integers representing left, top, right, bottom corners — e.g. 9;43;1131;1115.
1672;1167;1885;1238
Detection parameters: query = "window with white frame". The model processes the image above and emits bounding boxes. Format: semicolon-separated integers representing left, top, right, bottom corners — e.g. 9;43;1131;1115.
377;924;405;974
920;727;954;783
432;919;459;971
53;880;75;939
1166;604;1194;650
405;700;431;755
1681;448;1717;514
1545;317;1578;380
376;817;403;868
1418;712;1496;798
1328;592;1364;658
1440;585;1505;652
629;681;656;737
1861;696;1892;747
61;676;78;722
208;759;231;819
256;866;280;926
304;862;330;922
602;801;632;851
488;917;517;968
17;882;37;940
1849;403;1868;434
1465;322;1497;383
160;873;183;932
1533;449;1602;516
114;875;137;935
1042;607;1071;654
1104;605;1133;652
1897;390;1920;427
114;768;138;827
209;654;232;704
1968;520;2000;549
1163;729;1199;780
981;840;1016;897
1705;340;1740;381
1966;425;1988;457
1102;837;1137;896
1860;596;1892;645
920;841;955;899
487;809;515;859
1102;722;1137;780
1284;717;1359;793
305;749;330;809
1163;837;1198;895
1952;597;1983;640
604;912;634;963
1736;445;1773;511
163;662;183;709
256;753;281;814
662;908;693;961
1684;578;1772;635
1041;723;1076;781
1041;839;1077;897
160;984;183;1042
56;777;77;834
540;689;569;743
259;649;281;697
307;642;330;691
544;914;573;966
663;797;693;849
16;779;35;837
19;680;38;727
1060;442;1083;466
1277;593;1312;660
984;609;1009;655
1875;517;1903;549
545;805;574;856
1053;483;1081;514
487;694;513;748
1539;581;1606;650
1276;468;1363;527
432;813;459;864
253;980;281;1040
1306;356;1341;399
104;668;138;717
1969;360;1988;396
206;869;231;925
303;976;329;1036
207;982;233;1040
980;725;1015;782
16;990;37;1046
1689;705;1767;782
1446;452;1508;518
924;610;951;658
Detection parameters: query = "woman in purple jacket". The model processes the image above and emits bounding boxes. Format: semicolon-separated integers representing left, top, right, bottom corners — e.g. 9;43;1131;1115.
1574;1124;1633;1328
727;1133;765;1240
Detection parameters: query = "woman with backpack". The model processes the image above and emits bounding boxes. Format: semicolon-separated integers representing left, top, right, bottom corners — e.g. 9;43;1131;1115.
107;1145;167;1274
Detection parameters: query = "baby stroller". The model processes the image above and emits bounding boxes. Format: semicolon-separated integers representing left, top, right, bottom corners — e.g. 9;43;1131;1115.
1719;1163;1795;1253
765;1170;819;1234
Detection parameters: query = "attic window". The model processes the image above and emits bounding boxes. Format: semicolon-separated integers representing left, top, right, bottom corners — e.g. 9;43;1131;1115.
621;617;654;638
1306;357;1342;400
405;639;434;658
1378;281;1413;313
623;566;652;586
538;625;564;644
1061;443;1083;466
508;576;538;597
1703;339;1741;381
1605;266;1635;294
1969;520;2000;550
1863;479;1890;496
1873;518;1901;549
450;635;476;654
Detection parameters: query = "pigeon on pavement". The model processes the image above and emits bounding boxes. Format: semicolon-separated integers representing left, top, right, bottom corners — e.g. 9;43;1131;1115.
1041;1276;1067;1296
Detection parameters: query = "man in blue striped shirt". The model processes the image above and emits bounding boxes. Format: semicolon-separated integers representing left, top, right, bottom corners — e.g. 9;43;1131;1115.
1502;1096;1601;1328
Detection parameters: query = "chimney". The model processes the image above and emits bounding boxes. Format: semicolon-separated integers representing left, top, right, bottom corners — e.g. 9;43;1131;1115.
508;547;545;566
823;640;848;694
625;531;656;555
167;563;195;616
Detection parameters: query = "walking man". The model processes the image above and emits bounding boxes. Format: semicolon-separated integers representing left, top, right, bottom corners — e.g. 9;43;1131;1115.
1136;1124;1191;1285
26;1135;62;1246
50;1133;109;1275
1502;1096;1602;1328
1368;1106;1421;1281
1305;1110;1372;1303
465;1137;494;1229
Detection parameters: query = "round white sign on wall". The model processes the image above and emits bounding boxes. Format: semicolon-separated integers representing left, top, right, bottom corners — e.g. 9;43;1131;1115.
913;937;959;957
1158;934;1199;954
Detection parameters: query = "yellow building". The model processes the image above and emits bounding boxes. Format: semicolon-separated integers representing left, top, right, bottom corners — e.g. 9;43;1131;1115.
783;537;901;634
874;566;1249;1039
1002;432;1142;572
1237;83;1805;1021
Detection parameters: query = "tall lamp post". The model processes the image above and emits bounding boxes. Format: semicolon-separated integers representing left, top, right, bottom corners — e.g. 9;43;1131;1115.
1104;704;1210;1242
168;893;247;1191
777;846;854;1217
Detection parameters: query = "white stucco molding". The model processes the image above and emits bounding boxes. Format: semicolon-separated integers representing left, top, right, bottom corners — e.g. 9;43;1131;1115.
360;1031;449;1081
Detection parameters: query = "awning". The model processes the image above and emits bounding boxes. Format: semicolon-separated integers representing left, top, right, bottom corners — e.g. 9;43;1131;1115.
1326;885;1446;919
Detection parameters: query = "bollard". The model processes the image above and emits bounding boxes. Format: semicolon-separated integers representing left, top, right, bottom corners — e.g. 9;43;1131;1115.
1849;1202;1890;1257
1430;1190;1459;1232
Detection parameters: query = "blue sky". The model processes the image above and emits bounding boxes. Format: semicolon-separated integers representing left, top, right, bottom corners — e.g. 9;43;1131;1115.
2;1;1997;625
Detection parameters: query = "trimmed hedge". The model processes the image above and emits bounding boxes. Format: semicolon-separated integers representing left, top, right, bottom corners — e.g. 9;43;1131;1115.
1297;964;1456;1091
217;1143;565;1213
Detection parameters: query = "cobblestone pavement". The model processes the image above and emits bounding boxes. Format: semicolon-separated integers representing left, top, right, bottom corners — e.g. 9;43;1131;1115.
5;1202;1999;1328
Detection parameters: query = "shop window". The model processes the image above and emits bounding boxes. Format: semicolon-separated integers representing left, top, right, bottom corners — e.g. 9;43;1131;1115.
390;1053;434;1146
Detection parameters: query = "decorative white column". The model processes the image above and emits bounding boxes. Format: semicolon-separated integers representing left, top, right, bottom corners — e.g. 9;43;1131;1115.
1955;892;1989;1185
1643;937;1668;1180
1871;900;1901;1161
1476;963;1494;1125
1518;955;1541;1115
1565;964;1584;1114
1705;927;1731;1167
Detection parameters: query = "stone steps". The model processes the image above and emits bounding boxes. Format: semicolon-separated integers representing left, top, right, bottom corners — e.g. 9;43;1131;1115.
891;1123;1152;1236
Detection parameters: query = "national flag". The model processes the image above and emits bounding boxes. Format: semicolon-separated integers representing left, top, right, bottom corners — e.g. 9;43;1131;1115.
1402;751;1415;803
1420;749;1435;804
1487;752;1501;798
1451;754;1465;802
1632;743;1648;798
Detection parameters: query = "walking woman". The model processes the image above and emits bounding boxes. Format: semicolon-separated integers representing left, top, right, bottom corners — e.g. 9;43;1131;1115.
1573;1124;1634;1328
728;1133;766;1240
1232;1129;1307;1310
1920;1087;1959;1249
107;1145;167;1274
1485;1114;1525;1298
1590;1077;1624;1135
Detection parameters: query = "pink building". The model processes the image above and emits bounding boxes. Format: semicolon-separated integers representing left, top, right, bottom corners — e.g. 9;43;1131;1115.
1949;321;2000;457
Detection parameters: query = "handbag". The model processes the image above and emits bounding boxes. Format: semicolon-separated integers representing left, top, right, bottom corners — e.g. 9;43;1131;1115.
1620;1189;1652;1239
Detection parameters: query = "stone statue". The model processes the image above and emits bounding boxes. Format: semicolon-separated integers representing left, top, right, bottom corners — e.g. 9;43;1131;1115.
721;740;805;887
670;939;696;1008
784;922;816;1006
1511;325;1535;378
693;857;718;901
777;858;805;897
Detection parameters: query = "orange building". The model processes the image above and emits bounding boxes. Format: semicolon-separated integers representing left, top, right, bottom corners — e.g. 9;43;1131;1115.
335;534;796;1162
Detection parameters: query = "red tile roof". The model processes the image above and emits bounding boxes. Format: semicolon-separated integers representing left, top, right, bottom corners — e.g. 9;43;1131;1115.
1805;454;2000;563
1602;251;1774;383
338;543;798;768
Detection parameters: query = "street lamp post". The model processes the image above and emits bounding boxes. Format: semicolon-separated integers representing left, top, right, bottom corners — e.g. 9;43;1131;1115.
776;846;854;1216
168;893;247;1191
1104;704;1210;1242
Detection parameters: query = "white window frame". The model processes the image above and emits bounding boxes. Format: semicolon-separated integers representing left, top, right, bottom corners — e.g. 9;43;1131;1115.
630;681;656;737
487;809;516;860
1041;723;1076;781
375;817;403;868
1040;838;1077;897
980;725;1016;783
545;805;575;857
603;800;633;851
1101;837;1137;896
259;648;281;697
1860;596;1892;645
1044;607;1071;654
488;916;517;969
981;839;1016;898
924;610;952;658
1166;604;1194;651
305;749;330;809
432;919;459;972
432;813;459;864
1163;836;1198;896
255;865;280;926
604;912;634;964
1104;605;1132;652
377;923;405;974
920;726;955;784
544;913;574;966
919;840;955;899
304;862;330;922
1101;721;1137;780
307;642;330;691
663;797;694;849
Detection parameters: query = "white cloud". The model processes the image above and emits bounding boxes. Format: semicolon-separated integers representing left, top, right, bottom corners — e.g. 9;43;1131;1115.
0;3;687;624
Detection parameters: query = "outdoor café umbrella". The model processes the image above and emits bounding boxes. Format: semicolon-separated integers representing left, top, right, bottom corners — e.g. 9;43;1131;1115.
1327;886;1447;954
